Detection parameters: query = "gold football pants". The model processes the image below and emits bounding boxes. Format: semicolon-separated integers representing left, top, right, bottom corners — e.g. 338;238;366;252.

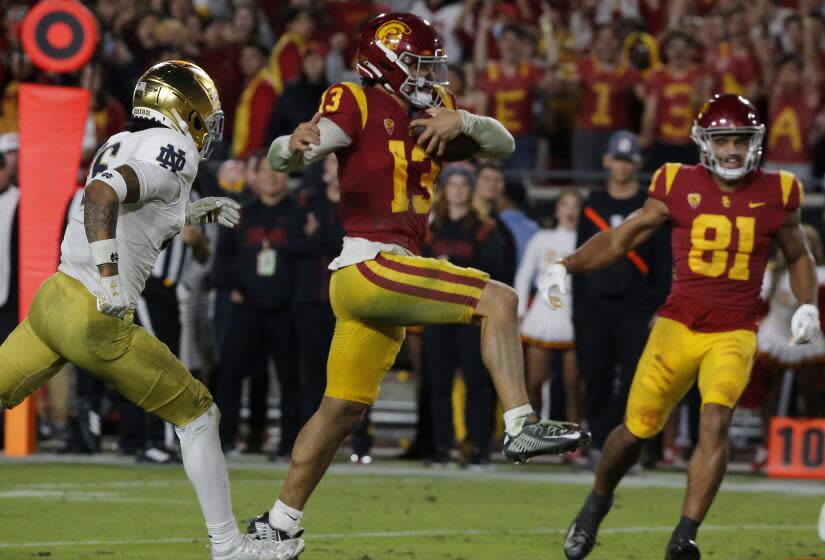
625;316;756;439
325;253;489;405
0;272;212;426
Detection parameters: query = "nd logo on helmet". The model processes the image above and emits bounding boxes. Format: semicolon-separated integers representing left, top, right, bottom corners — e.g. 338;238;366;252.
375;20;411;51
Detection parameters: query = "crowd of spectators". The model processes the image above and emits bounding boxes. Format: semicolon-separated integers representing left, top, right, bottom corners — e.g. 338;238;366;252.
0;0;824;469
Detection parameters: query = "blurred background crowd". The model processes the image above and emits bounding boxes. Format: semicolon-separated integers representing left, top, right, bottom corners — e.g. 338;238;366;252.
0;0;824;472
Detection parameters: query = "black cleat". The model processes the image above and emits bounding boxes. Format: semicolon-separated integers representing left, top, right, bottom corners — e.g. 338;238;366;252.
665;538;700;560
503;419;591;463
564;520;596;560
247;512;304;542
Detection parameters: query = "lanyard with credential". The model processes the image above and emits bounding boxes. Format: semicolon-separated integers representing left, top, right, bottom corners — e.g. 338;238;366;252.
583;206;649;275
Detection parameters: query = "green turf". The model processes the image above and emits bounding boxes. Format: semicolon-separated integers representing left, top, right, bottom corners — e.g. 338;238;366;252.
0;458;823;559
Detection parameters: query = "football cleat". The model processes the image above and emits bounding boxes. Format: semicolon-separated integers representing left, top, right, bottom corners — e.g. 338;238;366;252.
247;512;304;542
665;538;700;560
212;534;304;560
503;419;591;463
564;521;596;560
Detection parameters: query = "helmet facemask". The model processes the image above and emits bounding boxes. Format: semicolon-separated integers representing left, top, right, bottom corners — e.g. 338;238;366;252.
691;125;764;181
374;41;448;108
199;109;224;158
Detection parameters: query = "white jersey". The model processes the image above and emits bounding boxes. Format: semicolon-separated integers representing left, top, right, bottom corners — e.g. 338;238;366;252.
514;227;576;316
59;126;200;309
515;227;577;347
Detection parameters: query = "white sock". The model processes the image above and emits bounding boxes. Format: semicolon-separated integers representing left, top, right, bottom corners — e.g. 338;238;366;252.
269;499;303;535
175;404;241;552
206;518;242;553
503;404;535;437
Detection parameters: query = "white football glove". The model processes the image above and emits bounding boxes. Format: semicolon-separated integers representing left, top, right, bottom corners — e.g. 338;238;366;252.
186;197;241;228
97;275;129;319
790;303;820;345
538;262;568;310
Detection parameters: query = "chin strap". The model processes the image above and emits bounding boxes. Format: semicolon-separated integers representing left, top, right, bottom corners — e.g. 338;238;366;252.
170;108;190;135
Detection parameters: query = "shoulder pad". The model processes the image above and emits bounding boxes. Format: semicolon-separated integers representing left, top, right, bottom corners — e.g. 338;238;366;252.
130;128;198;185
648;163;682;201
318;82;368;132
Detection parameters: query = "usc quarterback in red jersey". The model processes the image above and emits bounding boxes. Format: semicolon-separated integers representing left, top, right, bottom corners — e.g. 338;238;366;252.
249;12;591;554
544;94;819;560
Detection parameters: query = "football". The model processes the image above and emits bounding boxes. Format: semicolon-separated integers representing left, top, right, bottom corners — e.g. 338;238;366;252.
410;111;480;162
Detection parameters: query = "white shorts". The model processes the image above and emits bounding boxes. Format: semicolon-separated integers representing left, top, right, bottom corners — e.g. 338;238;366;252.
757;322;825;368
520;296;574;349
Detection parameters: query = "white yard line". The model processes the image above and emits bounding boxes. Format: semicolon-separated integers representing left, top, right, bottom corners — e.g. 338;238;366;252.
4;460;823;497
0;524;815;549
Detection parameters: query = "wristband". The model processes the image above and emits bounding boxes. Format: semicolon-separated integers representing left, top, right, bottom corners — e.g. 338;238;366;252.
89;239;119;266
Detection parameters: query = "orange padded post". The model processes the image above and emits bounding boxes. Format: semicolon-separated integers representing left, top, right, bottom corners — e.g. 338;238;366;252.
3;84;89;456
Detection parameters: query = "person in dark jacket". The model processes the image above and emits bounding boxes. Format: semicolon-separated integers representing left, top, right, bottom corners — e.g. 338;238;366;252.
572;131;671;459
213;157;303;458
472;161;517;285
290;154;374;462
423;166;509;467
264;44;329;193
291;155;344;420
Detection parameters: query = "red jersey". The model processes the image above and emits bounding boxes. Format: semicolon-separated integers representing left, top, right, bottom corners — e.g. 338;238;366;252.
233;70;278;159
706;43;759;95
476;61;545;137
576;57;640;130
766;90;817;164
648;164;802;332
270;31;306;94
646;66;704;144
318;82;448;255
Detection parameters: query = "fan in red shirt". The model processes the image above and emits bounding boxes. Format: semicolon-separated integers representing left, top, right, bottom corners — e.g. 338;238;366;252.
233;43;278;159
250;12;590;551
641;31;709;171
269;7;316;95
549;94;819;560
474;18;552;170
568;24;644;176
705;5;761;98
764;53;823;185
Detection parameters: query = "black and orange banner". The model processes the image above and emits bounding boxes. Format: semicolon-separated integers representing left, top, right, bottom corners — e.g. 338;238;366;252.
767;417;825;480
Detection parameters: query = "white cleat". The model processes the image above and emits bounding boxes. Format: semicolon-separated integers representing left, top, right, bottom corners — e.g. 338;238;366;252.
212;534;305;560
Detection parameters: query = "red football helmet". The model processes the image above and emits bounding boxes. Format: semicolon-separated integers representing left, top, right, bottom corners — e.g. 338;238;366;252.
690;94;765;181
356;12;448;108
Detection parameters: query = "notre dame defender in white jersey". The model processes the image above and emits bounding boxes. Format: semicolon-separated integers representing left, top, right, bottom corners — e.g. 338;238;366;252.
0;61;304;560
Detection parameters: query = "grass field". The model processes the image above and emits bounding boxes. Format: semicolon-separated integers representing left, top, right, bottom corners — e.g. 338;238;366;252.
0;456;823;560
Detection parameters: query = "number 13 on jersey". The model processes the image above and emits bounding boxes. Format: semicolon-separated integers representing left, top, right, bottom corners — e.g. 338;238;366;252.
389;140;440;214
688;213;755;280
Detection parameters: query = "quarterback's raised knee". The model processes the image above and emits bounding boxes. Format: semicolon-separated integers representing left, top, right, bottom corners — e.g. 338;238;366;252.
318;396;368;433
476;280;518;319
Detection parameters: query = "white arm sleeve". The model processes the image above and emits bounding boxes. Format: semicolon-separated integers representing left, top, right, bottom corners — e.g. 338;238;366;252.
267;118;353;172
514;236;540;316
126;159;185;203
459;110;516;160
